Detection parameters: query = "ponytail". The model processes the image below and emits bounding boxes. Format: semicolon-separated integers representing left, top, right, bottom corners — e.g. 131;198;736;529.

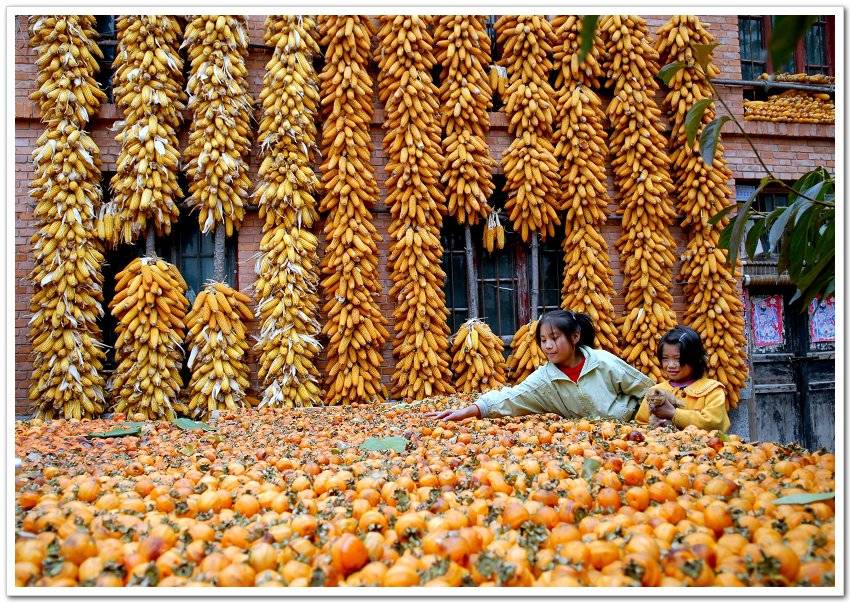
535;309;597;349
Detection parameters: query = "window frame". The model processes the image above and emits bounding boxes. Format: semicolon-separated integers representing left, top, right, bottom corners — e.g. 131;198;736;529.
737;180;790;260
94;15;116;104
738;15;835;79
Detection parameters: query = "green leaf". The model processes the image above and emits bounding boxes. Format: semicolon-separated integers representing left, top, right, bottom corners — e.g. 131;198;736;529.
767;199;806;252
692;42;719;74
720;180;767;266
658;61;686;86
578;16;599;63
685;98;714;148
359;436;410;453
699;115;732;167
581;458;601;481
178;445;196;456
85;426;141;439
744;219;767;258
718;432;731;442
769;16;819;76
707;203;737;226
774;491;834;505
171;418;214;431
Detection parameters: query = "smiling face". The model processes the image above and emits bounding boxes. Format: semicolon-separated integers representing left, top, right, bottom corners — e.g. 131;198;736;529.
538;321;581;368
661;342;694;382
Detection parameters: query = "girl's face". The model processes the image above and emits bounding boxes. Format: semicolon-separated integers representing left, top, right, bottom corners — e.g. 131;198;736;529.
539;322;580;366
661;342;694;382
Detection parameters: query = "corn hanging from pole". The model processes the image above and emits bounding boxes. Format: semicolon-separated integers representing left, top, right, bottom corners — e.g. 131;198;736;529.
656;15;749;408
600;15;678;379
552;15;621;355
252;16;324;408
318;16;389;405
27;16;107;420
377;15;455;401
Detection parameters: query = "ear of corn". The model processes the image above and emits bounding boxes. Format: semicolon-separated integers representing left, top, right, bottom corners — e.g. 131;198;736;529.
27;16;107;420
253;16;324;409
450;319;507;393
318;16;389;405
435;16;494;225
108;257;189;420
185;281;252;418
551;15;621;355
656;16;748;408
183;15;252;236
29;15;106;127
482;207;505;253
505;319;547;384
377;16;455;401
488;63;508;109
600;15;677;379
496;16;560;242
107;16;185;246
744;90;834;124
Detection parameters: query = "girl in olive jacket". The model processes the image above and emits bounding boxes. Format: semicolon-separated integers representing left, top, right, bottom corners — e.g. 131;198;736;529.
634;326;731;432
427;310;654;422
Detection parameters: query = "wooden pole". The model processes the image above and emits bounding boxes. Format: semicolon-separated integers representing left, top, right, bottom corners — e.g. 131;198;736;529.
464;225;479;319
213;224;226;282
530;233;540;321
145;225;155;256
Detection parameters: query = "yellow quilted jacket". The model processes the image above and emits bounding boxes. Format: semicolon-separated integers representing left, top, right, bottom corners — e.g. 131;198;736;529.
634;377;730;433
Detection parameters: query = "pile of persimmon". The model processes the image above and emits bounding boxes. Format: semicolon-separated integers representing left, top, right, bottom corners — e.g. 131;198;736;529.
15;396;835;587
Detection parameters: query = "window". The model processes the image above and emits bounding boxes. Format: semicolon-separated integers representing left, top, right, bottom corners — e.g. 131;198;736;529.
536;230;564;317
478;219;519;338
155;209;237;304
98;172;238;370
738;16;767;81
737;181;789;258
738;15;834;80
95;16;116;103
805;16;829;75
441;222;470;334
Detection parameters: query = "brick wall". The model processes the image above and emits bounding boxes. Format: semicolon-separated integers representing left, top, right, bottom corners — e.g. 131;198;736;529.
14;14;836;415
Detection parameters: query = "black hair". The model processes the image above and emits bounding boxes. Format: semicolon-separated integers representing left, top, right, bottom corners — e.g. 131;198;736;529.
535;309;596;349
657;325;707;379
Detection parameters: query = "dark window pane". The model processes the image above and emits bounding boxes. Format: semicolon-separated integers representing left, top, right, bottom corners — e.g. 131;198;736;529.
482;282;498;327
499;286;516;334
452;256;467;307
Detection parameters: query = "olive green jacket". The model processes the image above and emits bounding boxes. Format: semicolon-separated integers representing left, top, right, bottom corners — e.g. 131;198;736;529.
474;347;654;421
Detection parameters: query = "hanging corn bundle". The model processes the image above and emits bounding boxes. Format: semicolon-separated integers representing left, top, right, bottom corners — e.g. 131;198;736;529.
377;15;454;400
434;16;495;225
505;319;547;384
656;16;748;407
185;282;253;418
450;319;507;393
488;64;508;109
27;16;107;420
318;16;389;405
253;16;324;408
108;257;189;420
29;16;107;126
183;15;252;236
482;207;505;253
600;15;677;379
105;16;185;246
551;15;620;355
495;15;560;242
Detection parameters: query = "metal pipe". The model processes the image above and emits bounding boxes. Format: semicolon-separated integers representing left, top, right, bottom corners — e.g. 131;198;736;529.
464;225;479;319
145;226;156;256
742;273;793;287
530;234;540;321
712;78;834;94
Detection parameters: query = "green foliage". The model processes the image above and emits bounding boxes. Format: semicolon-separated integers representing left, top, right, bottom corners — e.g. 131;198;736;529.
769;16;819;73
578;16;599;62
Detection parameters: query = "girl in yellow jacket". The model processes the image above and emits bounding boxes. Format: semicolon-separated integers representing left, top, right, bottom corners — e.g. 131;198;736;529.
634;326;730;432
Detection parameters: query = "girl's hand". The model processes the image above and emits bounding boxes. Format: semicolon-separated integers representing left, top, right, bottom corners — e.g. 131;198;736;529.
651;398;676;420
424;405;481;422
